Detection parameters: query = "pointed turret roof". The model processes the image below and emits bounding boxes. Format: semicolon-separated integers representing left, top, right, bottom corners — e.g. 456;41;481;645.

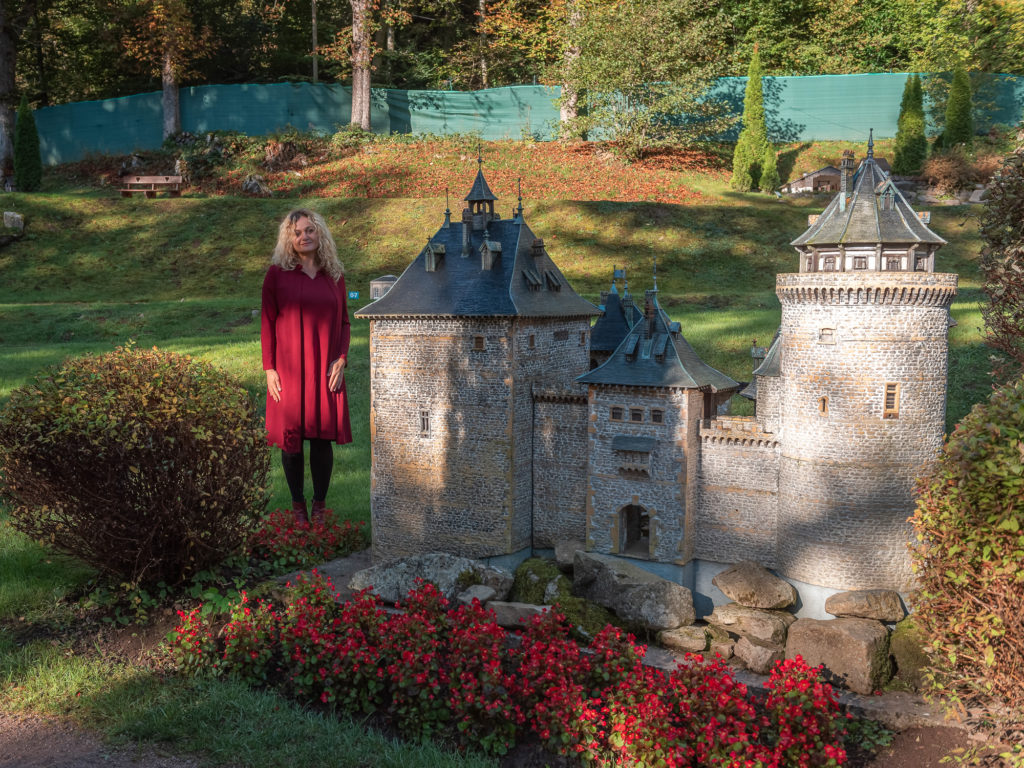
356;169;597;319
578;291;738;391
590;279;640;354
792;144;945;248
464;164;498;202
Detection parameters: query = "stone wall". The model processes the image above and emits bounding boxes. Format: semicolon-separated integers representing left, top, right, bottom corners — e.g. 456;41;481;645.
696;417;781;567
585;386;701;564
367;315;589;561
532;386;589;548
755;375;782;435
774;272;957;591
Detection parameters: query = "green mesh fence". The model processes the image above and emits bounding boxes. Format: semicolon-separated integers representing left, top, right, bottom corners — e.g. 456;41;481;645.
36;74;1022;165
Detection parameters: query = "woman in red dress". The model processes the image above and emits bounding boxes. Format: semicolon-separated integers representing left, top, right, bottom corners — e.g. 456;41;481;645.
261;209;352;525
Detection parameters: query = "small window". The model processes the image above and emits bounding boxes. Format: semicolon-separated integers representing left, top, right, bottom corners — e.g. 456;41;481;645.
651;409;664;424
819;328;835;344
883;383;900;419
528;334;536;349
553;330;568;342
819;396;829;415
853;256;867;270
822;255;836;271
610;406;624;421
630;408;644;423
473;335;485;351
886;257;901;271
915;255;928;271
420;410;431;437
579;330;587;346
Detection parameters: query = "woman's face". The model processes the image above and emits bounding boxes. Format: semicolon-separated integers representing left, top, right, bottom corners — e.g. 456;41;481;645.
291;216;320;259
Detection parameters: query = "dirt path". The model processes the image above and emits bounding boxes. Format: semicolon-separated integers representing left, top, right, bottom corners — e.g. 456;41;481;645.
0;712;203;768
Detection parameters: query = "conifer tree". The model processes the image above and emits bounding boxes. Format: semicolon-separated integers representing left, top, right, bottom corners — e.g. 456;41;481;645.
13;95;41;192
759;142;780;192
893;74;927;174
944;66;973;149
731;47;768;192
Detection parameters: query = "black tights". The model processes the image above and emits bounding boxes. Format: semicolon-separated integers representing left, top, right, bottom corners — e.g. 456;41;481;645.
281;438;333;503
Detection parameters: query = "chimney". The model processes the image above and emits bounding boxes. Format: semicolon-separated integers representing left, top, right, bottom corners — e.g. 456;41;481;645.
644;289;657;338
839;150;855;212
751;338;767;370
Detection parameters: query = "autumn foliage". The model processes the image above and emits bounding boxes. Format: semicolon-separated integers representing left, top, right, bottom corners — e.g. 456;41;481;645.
911;373;1024;746
172;573;848;764
0;345;269;585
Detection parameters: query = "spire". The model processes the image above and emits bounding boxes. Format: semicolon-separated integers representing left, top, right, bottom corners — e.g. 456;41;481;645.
443;186;451;228
867;128;874;159
609;265;619;294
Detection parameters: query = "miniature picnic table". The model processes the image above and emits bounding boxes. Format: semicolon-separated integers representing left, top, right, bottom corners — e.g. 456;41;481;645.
119;175;183;198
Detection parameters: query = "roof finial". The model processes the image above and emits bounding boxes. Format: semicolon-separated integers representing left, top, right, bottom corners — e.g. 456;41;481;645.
516;178;523;217
867;128;874;159
478;141;483;169
653;254;658;292
445;186;450;216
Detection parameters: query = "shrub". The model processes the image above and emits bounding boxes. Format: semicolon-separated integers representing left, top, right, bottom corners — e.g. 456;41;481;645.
893;75;927;175
979;127;1024;377
921;147;973;195
13;94;41;192
944;66;974;149
911;373;1024;745
248;510;366;571
0;345;269;585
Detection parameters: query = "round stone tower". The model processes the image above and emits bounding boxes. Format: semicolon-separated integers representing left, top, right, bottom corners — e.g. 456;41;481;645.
775;142;958;592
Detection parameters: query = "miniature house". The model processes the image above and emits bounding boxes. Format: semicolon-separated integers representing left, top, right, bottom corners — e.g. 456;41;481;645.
355;139;957;617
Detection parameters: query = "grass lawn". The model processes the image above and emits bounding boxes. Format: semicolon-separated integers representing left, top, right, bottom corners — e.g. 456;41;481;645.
0;137;1001;764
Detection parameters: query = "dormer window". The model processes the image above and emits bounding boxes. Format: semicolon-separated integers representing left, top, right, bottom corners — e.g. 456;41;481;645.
881;189;896;211
853;255;867;270
822;255;836;271
886;256;901;271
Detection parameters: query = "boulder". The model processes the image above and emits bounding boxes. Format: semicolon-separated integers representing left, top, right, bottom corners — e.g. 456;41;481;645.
555;540;585;573
735;637;784;675
969;188;990;204
659;625;708;653
825;590;905;622
3;211;24;231
573;552;695;631
456;584;497;606
712;561;797;610
489;601;549;629
241;174;271;196
348;552;513;604
889;617;929;690
706;603;796;646
786;618;892;695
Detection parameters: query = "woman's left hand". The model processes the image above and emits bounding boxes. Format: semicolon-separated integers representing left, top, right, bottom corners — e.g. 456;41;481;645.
328;357;346;391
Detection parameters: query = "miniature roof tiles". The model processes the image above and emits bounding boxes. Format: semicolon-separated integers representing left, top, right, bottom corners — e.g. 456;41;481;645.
791;154;945;248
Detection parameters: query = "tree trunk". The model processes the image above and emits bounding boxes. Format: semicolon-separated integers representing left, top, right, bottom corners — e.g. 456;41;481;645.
559;0;580;130
350;0;372;130
478;0;487;89
32;8;48;105
161;45;180;139
0;2;28;175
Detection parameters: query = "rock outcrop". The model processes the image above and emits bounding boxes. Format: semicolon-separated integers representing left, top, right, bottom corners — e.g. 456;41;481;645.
825;589;905;622
706;603;796;647
348;552;513;604
786;617;892;695
711;561;797;610
573;552;695;631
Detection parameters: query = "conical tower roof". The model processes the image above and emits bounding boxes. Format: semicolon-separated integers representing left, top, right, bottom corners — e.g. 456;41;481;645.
464;165;498;202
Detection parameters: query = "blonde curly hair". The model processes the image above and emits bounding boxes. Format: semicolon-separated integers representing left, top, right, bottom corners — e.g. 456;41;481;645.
271;208;344;280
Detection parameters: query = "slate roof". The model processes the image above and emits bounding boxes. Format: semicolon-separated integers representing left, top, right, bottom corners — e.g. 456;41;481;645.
590;283;642;353
577;291;739;392
356;176;598;319
464;168;497;201
791;151;945;248
740;331;781;399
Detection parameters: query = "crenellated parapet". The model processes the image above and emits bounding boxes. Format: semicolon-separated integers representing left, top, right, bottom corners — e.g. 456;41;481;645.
776;272;958;307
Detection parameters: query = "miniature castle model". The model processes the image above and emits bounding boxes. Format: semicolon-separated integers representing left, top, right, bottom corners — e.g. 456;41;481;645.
355;139;958;615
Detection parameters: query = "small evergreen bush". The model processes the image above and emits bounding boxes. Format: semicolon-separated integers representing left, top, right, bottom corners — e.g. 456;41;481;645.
893;75;927;175
911;373;1024;744
13;94;41;192
758;143;780;192
944;66;974;149
731;47;768;192
0;344;269;585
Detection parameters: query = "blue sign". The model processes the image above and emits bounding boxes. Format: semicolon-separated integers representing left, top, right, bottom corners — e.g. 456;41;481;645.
348;291;359;300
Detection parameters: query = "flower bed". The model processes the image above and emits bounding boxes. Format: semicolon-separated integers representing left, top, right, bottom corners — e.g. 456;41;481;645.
247;510;366;571
169;572;847;766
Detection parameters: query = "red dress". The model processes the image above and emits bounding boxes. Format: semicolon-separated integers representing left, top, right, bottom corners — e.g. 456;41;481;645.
261;265;352;453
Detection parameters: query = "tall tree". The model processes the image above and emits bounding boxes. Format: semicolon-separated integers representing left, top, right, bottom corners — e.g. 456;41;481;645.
561;0;733;160
731;46;768;192
0;0;36;177
349;0;373;129
123;0;210;139
13;93;40;190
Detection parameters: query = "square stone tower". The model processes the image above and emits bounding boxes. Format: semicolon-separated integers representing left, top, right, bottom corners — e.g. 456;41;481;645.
355;167;599;562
